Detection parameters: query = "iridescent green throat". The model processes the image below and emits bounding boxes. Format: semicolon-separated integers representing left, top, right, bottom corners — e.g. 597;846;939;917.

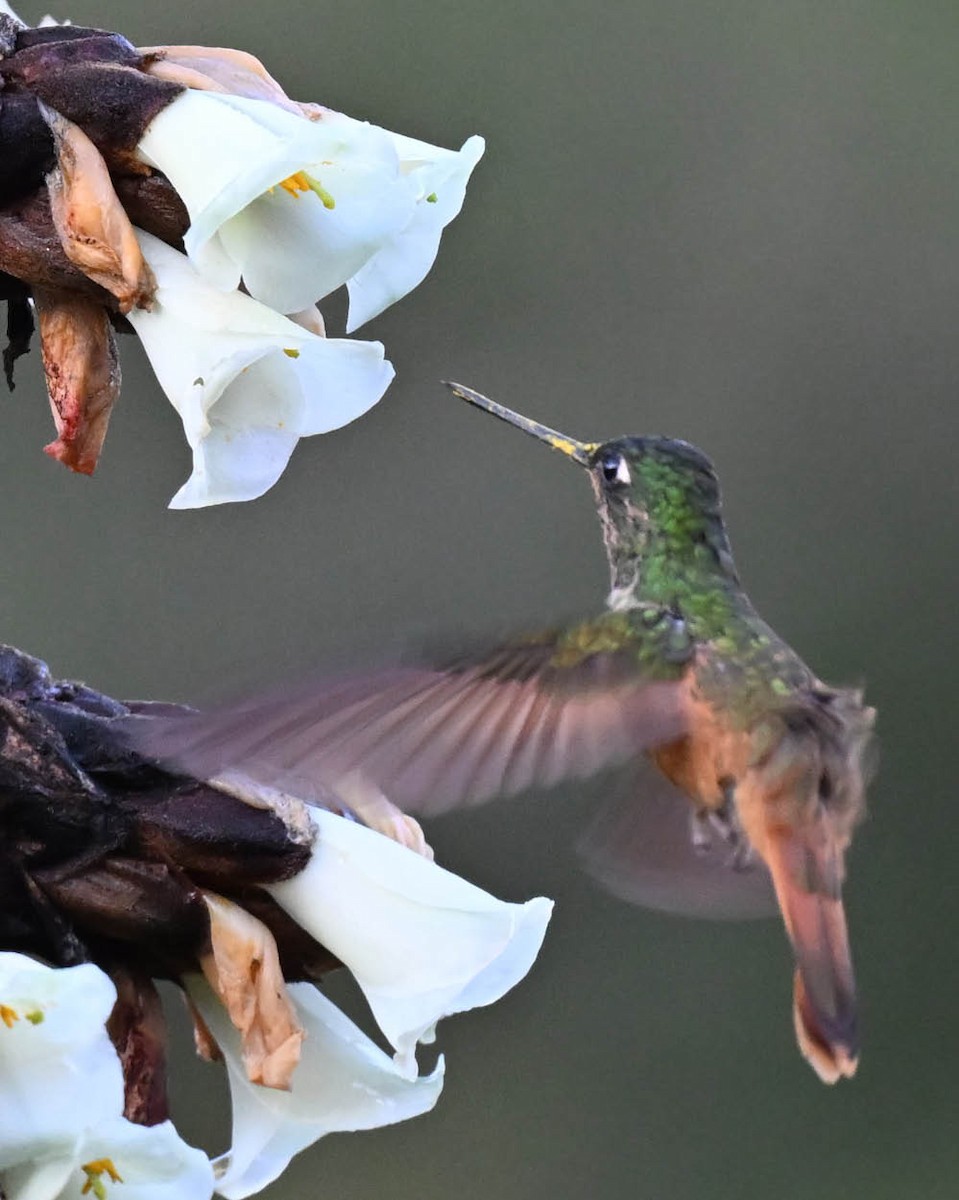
599;449;747;639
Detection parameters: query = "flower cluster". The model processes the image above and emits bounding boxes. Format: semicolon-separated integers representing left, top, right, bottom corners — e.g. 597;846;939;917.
0;6;483;505
0;955;215;1200
0;644;551;1198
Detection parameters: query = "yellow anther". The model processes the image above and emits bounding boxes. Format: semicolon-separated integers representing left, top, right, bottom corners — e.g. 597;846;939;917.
0;1004;19;1028
282;348;300;359
275;170;336;210
81;1159;123;1200
278;170;312;197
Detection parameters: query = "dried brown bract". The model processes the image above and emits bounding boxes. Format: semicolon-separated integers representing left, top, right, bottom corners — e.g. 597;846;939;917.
0;22;184;469
34;286;120;474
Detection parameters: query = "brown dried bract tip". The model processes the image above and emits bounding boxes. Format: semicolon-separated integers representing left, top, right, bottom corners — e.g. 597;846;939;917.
107;968;170;1126
185;993;223;1064
200;892;305;1090
34;286;120;475
41;106;154;313
111;172;189;249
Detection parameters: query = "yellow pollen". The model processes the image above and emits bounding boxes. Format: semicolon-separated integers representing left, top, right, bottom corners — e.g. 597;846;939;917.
25;1009;44;1025
81;1159;123;1200
0;1004;19;1028
278;170;312;197
276;170;336;209
283;348;300;358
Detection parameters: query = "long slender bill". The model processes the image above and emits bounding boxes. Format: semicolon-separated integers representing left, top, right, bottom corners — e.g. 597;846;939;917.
445;381;597;466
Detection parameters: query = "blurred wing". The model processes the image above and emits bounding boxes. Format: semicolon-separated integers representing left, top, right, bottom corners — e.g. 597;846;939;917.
126;615;690;815
578;761;777;919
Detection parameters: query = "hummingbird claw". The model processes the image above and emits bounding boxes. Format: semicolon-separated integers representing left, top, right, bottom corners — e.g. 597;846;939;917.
707;786;745;847
689;809;713;855
689;801;754;871
726;839;755;873
707;808;740;847
687;787;756;872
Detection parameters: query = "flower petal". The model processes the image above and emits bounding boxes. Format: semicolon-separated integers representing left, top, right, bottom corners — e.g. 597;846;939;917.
0;955;123;1163
136;91;324;291
213;111;414;313
136;92;413;311
0;1153;77;1200
187;977;443;1200
346;134;485;331
126;231;394;508
3;1121;214;1200
0;956;211;1199
266;811;552;1075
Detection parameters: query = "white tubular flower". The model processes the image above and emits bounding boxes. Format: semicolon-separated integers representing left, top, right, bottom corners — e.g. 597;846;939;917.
0;955;122;1159
2;1120;214;1200
126;231;394;508
188;978;444;1200
136;91;416;314
345;133;485;332
267;811;553;1077
0;954;213;1200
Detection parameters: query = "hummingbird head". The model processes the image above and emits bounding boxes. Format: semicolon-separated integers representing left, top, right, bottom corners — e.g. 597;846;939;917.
447;383;740;604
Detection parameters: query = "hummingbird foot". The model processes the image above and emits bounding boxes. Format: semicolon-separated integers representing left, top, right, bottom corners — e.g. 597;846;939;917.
689;806;755;872
691;784;748;854
725;839;756;872
689;809;714;855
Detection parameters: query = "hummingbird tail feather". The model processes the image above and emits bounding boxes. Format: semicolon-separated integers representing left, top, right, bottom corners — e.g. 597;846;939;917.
764;826;858;1083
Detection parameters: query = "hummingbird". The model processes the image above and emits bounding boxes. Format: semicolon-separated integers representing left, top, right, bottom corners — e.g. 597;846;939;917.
131;383;874;1084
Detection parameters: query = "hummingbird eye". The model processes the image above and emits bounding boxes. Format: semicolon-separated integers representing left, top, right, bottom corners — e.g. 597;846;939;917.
600;451;631;486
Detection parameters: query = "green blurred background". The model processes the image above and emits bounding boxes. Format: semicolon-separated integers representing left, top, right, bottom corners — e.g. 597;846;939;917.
3;0;958;1196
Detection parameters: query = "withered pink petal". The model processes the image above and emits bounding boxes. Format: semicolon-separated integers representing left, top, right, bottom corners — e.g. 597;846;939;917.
285;305;326;337
34;286;120;476
140;45;310;117
42;105;155;313
141;58;232;96
200;891;304;1091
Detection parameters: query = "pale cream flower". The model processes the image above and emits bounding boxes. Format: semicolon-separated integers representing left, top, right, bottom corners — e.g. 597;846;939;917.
0;954;213;1200
190;977;444;1200
127;231;394;507
267;809;553;1076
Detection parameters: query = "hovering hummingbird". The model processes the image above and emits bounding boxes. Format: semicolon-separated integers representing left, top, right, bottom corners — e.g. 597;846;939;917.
133;383;874;1084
